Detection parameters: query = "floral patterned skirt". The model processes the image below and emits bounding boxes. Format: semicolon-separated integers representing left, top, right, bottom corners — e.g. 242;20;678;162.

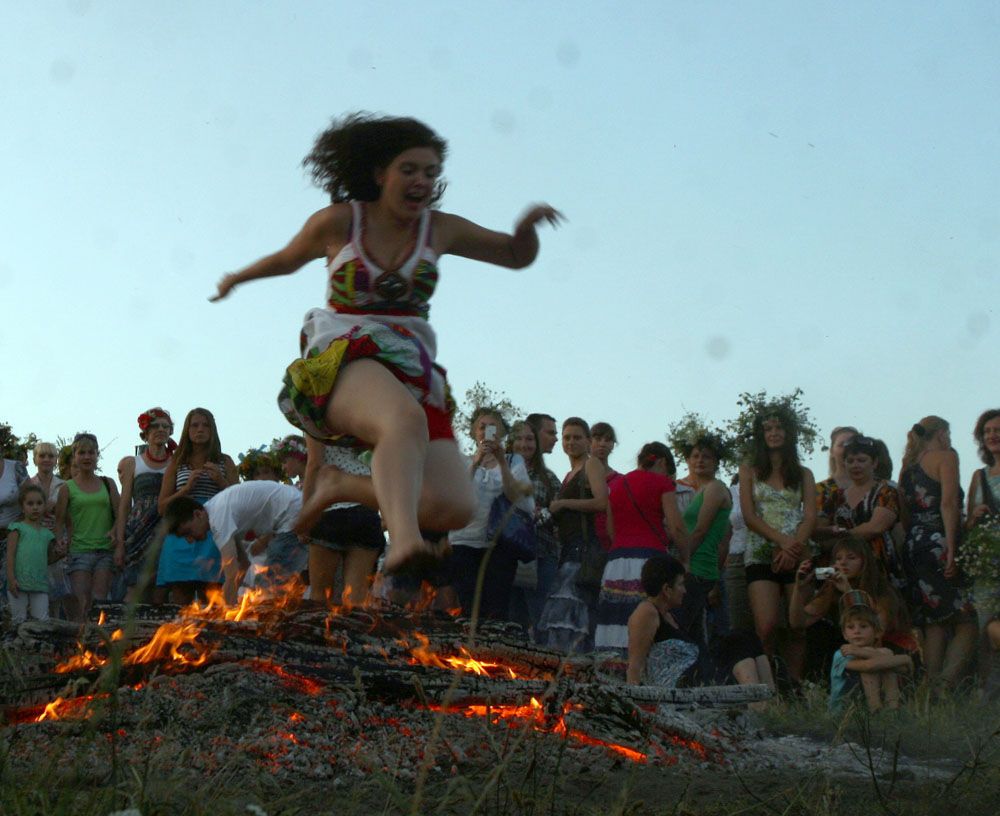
277;310;453;447
901;525;976;626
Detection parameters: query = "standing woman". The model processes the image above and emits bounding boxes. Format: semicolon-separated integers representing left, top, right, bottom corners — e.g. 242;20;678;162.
29;442;71;619
115;408;174;602
677;435;733;653
966;409;1000;698
739;409;817;682
899;416;976;690
506;420;560;635
538;418;609;652
0;452;29;610
448;408;533;620
590;422;620;551
814;426;859;541
594;442;687;656
211;113;561;575
156;408;237;604
54;434;122;622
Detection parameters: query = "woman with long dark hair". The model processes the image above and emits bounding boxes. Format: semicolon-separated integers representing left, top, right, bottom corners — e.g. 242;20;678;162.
898;415;976;690
967;409;1000;699
739;407;817;682
156;408;237;604
211;113;560;576
506;420;560;636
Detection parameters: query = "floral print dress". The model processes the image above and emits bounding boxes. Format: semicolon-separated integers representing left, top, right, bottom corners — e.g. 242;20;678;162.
744;481;806;568
899;463;975;626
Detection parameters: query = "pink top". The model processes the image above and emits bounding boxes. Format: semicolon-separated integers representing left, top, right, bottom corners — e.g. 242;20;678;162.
607;469;675;552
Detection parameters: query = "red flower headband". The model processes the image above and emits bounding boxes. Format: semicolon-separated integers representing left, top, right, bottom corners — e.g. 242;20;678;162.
137;407;172;432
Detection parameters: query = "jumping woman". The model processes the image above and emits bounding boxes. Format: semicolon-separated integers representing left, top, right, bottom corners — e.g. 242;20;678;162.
211;113;561;573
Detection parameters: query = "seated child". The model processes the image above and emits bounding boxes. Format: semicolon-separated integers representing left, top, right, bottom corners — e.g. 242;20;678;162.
830;593;913;713
5;483;54;624
164;482;305;604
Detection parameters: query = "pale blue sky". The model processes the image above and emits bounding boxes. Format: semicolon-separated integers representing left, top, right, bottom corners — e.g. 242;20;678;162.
2;2;997;483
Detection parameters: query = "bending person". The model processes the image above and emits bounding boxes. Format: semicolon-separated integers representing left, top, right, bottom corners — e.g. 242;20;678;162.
211;113;561;574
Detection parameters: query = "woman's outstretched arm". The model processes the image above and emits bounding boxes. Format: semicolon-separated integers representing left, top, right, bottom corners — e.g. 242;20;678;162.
436;205;562;269
210;206;347;301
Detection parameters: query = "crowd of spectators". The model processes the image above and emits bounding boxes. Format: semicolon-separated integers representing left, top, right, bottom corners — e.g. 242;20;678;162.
3;405;1000;710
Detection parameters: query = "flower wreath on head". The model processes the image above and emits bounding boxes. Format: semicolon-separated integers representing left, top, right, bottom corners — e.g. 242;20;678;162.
271;435;307;462
839;589;875;614
238;445;287;482
137;407;177;453
665;411;737;472
725;388;821;462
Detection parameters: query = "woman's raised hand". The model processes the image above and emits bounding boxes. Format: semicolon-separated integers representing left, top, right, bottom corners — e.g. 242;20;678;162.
209;273;240;302
515;204;564;234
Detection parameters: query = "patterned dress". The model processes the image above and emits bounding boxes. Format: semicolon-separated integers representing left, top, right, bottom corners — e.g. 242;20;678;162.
278;201;453;447
744;481;807;568
899;463;975;626
819;480;905;589
122;454;169;578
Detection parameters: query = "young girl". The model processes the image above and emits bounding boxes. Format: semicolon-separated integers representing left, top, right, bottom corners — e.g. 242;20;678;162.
55;433;121;622
790;535;917;660
5;483;54;623
274;435;308;488
156;409;238;605
830;598;913;713
29;442;71;619
210;113;561;575
739;407;817;682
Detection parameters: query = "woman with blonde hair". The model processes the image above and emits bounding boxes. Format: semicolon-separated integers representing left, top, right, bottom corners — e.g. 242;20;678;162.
29;442;72;618
899;415;976;689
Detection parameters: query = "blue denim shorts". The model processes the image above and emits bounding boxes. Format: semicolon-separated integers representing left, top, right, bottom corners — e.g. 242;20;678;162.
66;550;115;575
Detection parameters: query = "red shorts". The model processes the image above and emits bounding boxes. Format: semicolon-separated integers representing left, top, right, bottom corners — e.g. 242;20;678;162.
424;403;455;441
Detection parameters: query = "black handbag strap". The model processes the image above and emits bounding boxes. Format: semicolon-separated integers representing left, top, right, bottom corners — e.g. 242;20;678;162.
622;474;670;547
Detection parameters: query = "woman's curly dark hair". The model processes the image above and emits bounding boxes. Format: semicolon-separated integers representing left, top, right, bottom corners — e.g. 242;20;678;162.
303;112;448;204
974;408;1000;466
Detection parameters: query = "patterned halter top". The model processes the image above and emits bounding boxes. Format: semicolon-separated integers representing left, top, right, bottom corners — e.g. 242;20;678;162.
326;201;439;320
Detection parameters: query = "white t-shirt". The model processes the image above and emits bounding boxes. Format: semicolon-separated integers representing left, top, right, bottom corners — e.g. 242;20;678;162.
205;482;302;551
449;454;533;550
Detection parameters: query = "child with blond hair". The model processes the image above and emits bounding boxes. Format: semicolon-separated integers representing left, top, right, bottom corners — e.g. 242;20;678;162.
830;592;913;712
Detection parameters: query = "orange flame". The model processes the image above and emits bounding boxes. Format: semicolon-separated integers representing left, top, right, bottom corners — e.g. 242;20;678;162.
406;633;521;679
123;621;212;667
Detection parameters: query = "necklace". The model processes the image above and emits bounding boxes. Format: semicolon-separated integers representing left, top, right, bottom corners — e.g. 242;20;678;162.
145;448;170;464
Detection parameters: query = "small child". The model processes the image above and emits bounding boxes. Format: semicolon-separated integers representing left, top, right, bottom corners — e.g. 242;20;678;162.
830;600;913;713
5;483;55;624
164;482;305;604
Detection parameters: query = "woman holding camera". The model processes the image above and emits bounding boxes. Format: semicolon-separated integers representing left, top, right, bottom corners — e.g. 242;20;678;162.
448;407;533;620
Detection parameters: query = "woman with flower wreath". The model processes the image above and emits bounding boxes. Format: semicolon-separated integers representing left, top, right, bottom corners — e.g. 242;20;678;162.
964;409;1000;699
114;408;175;602
274;435;308;489
898;415;976;691
210;113;561;576
738;403;817;683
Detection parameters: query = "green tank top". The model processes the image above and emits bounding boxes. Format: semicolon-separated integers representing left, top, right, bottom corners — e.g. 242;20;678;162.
67;479;114;553
683;487;731;580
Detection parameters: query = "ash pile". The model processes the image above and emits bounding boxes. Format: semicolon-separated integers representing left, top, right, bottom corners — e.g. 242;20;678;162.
0;593;770;782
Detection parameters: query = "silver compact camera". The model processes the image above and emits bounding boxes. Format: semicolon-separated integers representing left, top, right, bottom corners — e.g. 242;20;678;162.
814;567;836;581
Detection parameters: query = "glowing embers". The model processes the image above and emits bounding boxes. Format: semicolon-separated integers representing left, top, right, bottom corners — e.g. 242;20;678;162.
53;622;212;674
405;632;518;679
430;697;651;764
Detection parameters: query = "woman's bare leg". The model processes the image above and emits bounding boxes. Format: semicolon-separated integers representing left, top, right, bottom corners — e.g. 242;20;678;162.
780;583;806;682
941;620;977;689
309;545;343;604
747;580;781;656
91;568;113;602
923;624;948;685
69;570;93;623
342;548;380;606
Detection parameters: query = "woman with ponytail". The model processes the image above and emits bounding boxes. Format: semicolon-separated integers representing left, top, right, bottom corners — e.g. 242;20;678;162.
899;416;976;690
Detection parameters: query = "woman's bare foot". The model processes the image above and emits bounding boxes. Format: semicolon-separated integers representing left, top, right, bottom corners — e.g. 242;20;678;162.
382;535;452;576
294;465;349;535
